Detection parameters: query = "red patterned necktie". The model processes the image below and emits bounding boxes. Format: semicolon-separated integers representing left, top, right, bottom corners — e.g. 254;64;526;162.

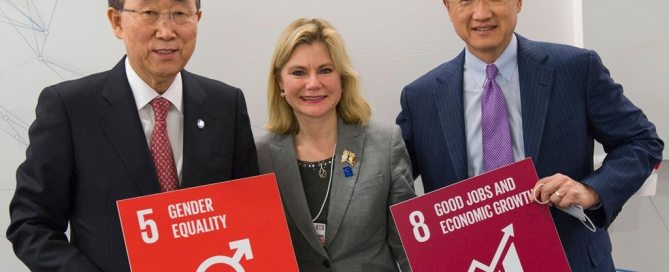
150;97;178;192
481;64;514;172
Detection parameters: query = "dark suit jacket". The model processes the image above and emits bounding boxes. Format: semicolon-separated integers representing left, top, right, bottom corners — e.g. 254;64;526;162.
396;35;663;271
256;120;415;271
6;57;259;271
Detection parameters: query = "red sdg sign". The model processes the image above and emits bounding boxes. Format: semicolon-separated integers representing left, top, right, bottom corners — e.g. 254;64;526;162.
117;174;298;271
391;159;570;271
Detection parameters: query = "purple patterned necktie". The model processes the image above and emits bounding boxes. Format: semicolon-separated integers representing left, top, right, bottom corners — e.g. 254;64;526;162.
481;64;514;172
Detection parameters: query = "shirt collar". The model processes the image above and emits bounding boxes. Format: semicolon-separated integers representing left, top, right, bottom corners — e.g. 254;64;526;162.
464;34;518;85
125;58;183;113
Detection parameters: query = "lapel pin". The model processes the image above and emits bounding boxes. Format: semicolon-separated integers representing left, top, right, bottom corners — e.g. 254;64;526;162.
197;119;205;129
341;150;356;166
341;149;357;177
343;166;353;177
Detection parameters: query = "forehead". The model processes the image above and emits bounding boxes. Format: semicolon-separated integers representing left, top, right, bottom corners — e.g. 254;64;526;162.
290;43;332;59
127;0;194;8
283;47;334;71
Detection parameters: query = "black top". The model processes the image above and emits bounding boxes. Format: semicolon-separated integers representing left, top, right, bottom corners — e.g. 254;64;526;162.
297;157;334;224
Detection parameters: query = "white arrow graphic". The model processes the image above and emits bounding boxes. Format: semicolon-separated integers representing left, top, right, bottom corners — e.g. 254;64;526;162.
468;223;515;272
196;238;253;272
230;238;254;263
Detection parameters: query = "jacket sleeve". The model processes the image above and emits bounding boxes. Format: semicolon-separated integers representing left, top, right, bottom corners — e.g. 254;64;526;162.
581;50;664;228
387;125;416;271
396;86;421;180
6;87;102;271
231;88;260;179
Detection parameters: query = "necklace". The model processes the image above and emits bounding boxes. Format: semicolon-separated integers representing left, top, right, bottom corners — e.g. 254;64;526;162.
318;162;327;178
297;159;332;181
312;143;336;222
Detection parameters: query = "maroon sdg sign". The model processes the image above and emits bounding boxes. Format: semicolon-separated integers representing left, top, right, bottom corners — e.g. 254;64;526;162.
391;159;571;271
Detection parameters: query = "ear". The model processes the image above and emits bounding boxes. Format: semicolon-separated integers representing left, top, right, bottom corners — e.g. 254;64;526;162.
107;8;123;39
195;10;203;22
516;0;523;13
277;76;284;91
443;0;455;21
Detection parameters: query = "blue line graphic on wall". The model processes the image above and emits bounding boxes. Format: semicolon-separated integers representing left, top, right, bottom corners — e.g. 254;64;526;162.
0;105;28;147
1;0;87;146
0;0;82;79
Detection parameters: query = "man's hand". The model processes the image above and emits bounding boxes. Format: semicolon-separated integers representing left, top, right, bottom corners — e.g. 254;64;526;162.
532;173;600;209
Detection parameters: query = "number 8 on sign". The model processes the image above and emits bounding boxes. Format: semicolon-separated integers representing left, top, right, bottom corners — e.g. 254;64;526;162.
409;211;430;242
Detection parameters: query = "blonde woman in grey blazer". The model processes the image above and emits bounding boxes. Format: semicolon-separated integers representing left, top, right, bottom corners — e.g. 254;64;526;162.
256;18;415;271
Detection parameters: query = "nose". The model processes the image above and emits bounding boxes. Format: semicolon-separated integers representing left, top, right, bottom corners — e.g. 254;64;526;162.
155;15;177;40
472;0;493;20
305;73;322;90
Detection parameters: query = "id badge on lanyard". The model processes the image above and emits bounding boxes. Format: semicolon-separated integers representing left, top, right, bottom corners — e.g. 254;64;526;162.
314;223;326;246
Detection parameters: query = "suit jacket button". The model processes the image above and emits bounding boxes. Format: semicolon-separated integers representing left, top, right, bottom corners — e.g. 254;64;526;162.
323;260;331;267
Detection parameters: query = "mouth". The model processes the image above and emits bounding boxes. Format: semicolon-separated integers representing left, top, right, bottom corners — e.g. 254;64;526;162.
472;25;496;32
301;95;327;103
153;49;178;55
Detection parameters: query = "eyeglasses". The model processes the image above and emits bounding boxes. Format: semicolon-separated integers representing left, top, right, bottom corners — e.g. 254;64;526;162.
119;8;196;25
447;0;509;10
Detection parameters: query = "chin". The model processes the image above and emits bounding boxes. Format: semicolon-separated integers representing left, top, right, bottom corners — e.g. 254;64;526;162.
153;66;183;75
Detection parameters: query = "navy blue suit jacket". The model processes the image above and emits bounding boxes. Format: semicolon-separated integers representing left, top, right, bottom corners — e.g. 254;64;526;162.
6;57;259;271
397;35;663;271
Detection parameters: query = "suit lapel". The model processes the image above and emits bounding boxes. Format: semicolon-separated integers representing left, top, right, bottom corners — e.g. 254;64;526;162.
270;135;329;255
180;70;213;188
434;52;469;180
325;118;365;245
516;35;554;161
98;58;160;195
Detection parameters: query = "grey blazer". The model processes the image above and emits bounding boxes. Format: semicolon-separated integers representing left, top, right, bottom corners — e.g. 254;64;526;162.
256;119;415;271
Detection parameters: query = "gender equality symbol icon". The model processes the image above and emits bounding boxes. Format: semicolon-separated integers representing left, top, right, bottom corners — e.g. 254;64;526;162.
197;238;253;272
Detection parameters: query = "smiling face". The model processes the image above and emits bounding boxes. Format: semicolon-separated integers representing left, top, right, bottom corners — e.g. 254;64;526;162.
278;42;342;123
445;0;522;63
108;0;201;92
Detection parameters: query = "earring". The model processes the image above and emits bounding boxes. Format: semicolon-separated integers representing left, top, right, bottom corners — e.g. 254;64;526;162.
280;92;285;98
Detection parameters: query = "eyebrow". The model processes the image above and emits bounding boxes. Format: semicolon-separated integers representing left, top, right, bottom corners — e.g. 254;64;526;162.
286;63;335;70
138;0;190;6
140;0;188;2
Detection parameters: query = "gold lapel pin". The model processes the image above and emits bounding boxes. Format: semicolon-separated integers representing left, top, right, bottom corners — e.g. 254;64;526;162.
341;149;356;166
341;149;357;177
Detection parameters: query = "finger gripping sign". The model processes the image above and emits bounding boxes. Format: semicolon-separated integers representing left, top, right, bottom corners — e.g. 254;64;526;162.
117;174;298;271
391;159;570;271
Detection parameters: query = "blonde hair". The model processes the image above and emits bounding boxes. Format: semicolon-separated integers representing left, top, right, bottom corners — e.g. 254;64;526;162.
266;18;371;135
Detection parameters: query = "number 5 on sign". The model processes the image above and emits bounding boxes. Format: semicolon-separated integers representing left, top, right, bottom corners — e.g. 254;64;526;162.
410;211;430;242
137;209;158;244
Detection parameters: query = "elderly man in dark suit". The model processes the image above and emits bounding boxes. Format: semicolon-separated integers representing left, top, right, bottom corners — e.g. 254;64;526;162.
6;0;258;271
397;0;663;271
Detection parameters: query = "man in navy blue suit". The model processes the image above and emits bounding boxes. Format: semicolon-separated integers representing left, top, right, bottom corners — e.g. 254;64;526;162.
396;0;663;270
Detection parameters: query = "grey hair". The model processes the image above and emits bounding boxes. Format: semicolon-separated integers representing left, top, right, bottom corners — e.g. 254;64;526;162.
108;0;201;10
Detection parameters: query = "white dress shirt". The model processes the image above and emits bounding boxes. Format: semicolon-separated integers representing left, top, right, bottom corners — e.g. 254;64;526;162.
125;58;184;183
463;35;525;177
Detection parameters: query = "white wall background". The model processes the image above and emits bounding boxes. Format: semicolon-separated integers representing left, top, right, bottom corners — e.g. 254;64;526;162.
0;0;665;271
